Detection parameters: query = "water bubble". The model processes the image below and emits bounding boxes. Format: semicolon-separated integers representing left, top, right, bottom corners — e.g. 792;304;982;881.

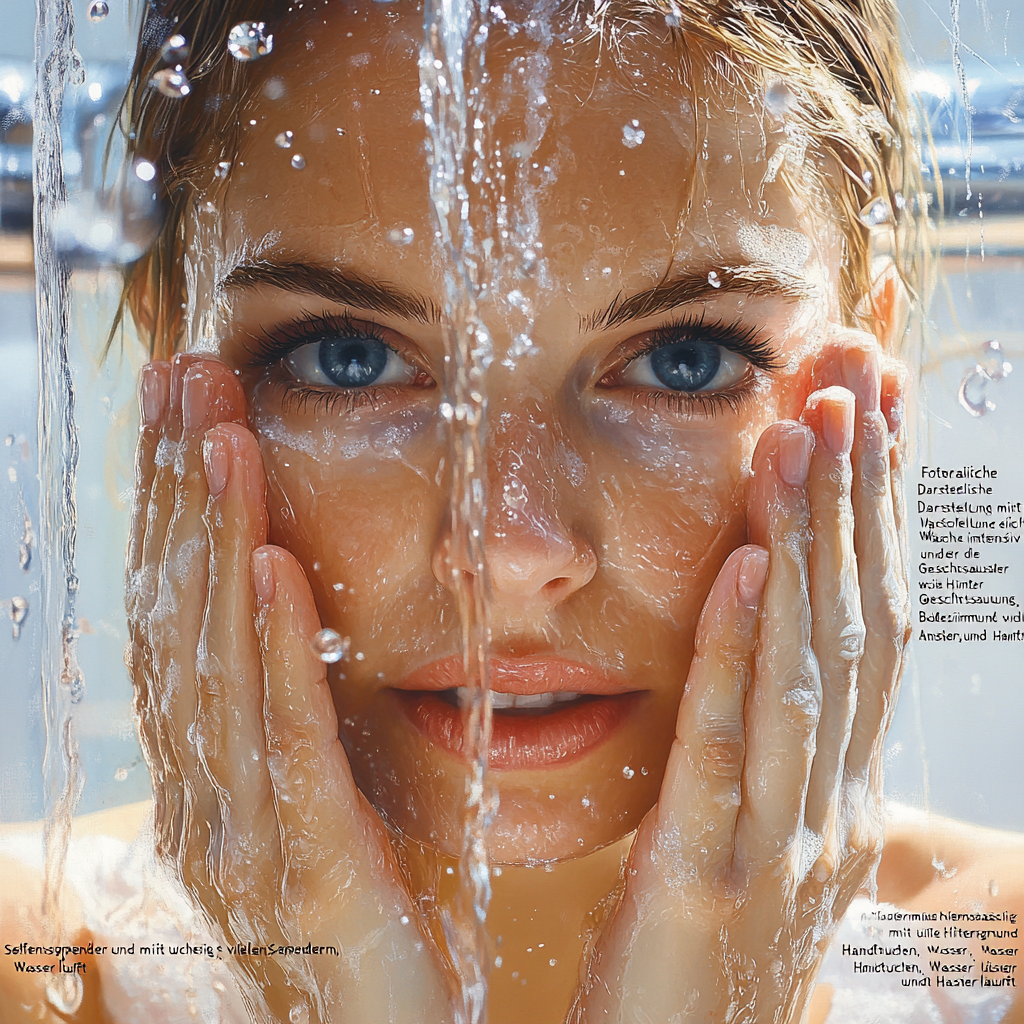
387;226;415;245
858;197;891;228
958;369;995;417
10;596;27;639
86;0;109;22
311;629;350;663
622;765;635;779
275;130;294;149
214;160;231;179
161;34;189;62
621;120;645;149
977;340;1012;382
227;21;274;61
150;66;191;99
707;270;721;288
290;153;306;170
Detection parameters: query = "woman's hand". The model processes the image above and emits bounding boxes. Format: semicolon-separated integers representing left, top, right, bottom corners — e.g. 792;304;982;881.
573;336;910;1023
126;355;457;1024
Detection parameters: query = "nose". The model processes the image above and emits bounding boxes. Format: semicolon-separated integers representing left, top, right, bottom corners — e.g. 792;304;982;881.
431;403;596;612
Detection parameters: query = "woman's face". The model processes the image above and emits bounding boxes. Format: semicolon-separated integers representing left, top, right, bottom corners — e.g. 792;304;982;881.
204;4;846;863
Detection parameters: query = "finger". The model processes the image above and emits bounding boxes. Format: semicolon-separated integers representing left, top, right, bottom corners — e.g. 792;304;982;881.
657;545;767;874
196;422;280;930
881;361;909;569
255;546;366;895
139;353;202;611
127;362;169;606
737;421;820;866
841;345;910;787
800;387;865;842
154;359;246;880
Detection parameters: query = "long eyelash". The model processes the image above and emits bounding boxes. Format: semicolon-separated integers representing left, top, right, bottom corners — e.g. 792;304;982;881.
241;311;390;366
632;387;753;418
636;310;783;372
271;381;401;416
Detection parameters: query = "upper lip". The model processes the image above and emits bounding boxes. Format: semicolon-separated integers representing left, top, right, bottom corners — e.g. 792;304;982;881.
395;655;639;696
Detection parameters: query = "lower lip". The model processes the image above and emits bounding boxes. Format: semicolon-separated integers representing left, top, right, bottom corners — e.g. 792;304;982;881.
393;690;643;771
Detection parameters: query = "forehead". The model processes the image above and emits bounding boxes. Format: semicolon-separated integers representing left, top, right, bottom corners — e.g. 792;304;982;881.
213;2;838;311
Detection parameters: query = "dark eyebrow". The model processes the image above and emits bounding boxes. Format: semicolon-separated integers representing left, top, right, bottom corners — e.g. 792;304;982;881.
222;260;444;325
581;265;814;332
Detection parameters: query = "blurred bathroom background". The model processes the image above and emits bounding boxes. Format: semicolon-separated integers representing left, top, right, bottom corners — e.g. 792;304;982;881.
1;0;1022;830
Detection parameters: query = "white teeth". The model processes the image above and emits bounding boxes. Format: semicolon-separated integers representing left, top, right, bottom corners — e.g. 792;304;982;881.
454;688;583;710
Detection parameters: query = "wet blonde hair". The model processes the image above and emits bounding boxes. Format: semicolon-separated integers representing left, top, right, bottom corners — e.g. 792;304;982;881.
119;0;923;358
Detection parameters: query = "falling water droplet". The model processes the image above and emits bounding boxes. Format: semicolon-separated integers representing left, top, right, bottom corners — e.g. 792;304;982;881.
707;270;721;288
989;879;999;897
621;120;645;148
290;153;306;170
858;197;891;228
622;765;635;779
214;160;231;179
311;629;350;663
150;67;191;99
387;226;415;245
977;340;1012;382
275;130;294;149
160;34;189;63
10;596;28;639
958;369;995;417
114;766;129;782
227;22;274;61
86;0;109;22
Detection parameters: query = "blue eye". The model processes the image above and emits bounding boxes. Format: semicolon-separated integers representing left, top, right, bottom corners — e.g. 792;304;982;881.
285;332;418;389
622;338;749;393
319;337;389;386
649;341;721;391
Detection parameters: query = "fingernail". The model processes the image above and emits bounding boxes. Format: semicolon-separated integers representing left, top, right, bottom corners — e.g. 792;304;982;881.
779;424;813;487
822;394;854;456
183;367;215;435
140;364;166;428
253;549;276;604
842;346;881;413
736;548;769;608
203;430;230;498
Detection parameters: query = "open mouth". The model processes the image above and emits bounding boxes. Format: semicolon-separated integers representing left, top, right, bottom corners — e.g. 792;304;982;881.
392;656;644;771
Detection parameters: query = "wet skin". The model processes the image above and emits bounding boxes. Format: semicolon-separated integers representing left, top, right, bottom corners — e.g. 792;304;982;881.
126;6;916;1022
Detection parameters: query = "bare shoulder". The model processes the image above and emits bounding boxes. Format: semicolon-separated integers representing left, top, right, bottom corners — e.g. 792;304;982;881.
877;803;1024;911
876;804;1024;1023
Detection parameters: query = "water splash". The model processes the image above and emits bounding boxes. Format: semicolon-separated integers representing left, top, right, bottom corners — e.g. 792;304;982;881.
34;0;86;1015
420;0;497;1015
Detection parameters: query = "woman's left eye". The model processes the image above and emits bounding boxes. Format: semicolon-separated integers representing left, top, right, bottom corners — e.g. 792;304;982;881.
620;338;750;393
284;334;419;388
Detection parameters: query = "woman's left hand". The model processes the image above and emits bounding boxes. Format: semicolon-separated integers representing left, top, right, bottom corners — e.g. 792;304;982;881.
573;335;910;1023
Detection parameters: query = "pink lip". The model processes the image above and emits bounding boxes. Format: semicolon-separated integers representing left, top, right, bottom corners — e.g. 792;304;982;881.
392;655;645;771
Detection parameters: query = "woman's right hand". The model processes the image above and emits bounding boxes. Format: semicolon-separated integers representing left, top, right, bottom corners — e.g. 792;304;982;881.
126;355;457;1024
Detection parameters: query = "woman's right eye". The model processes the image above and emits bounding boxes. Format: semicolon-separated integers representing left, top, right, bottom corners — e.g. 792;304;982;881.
284;334;420;389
